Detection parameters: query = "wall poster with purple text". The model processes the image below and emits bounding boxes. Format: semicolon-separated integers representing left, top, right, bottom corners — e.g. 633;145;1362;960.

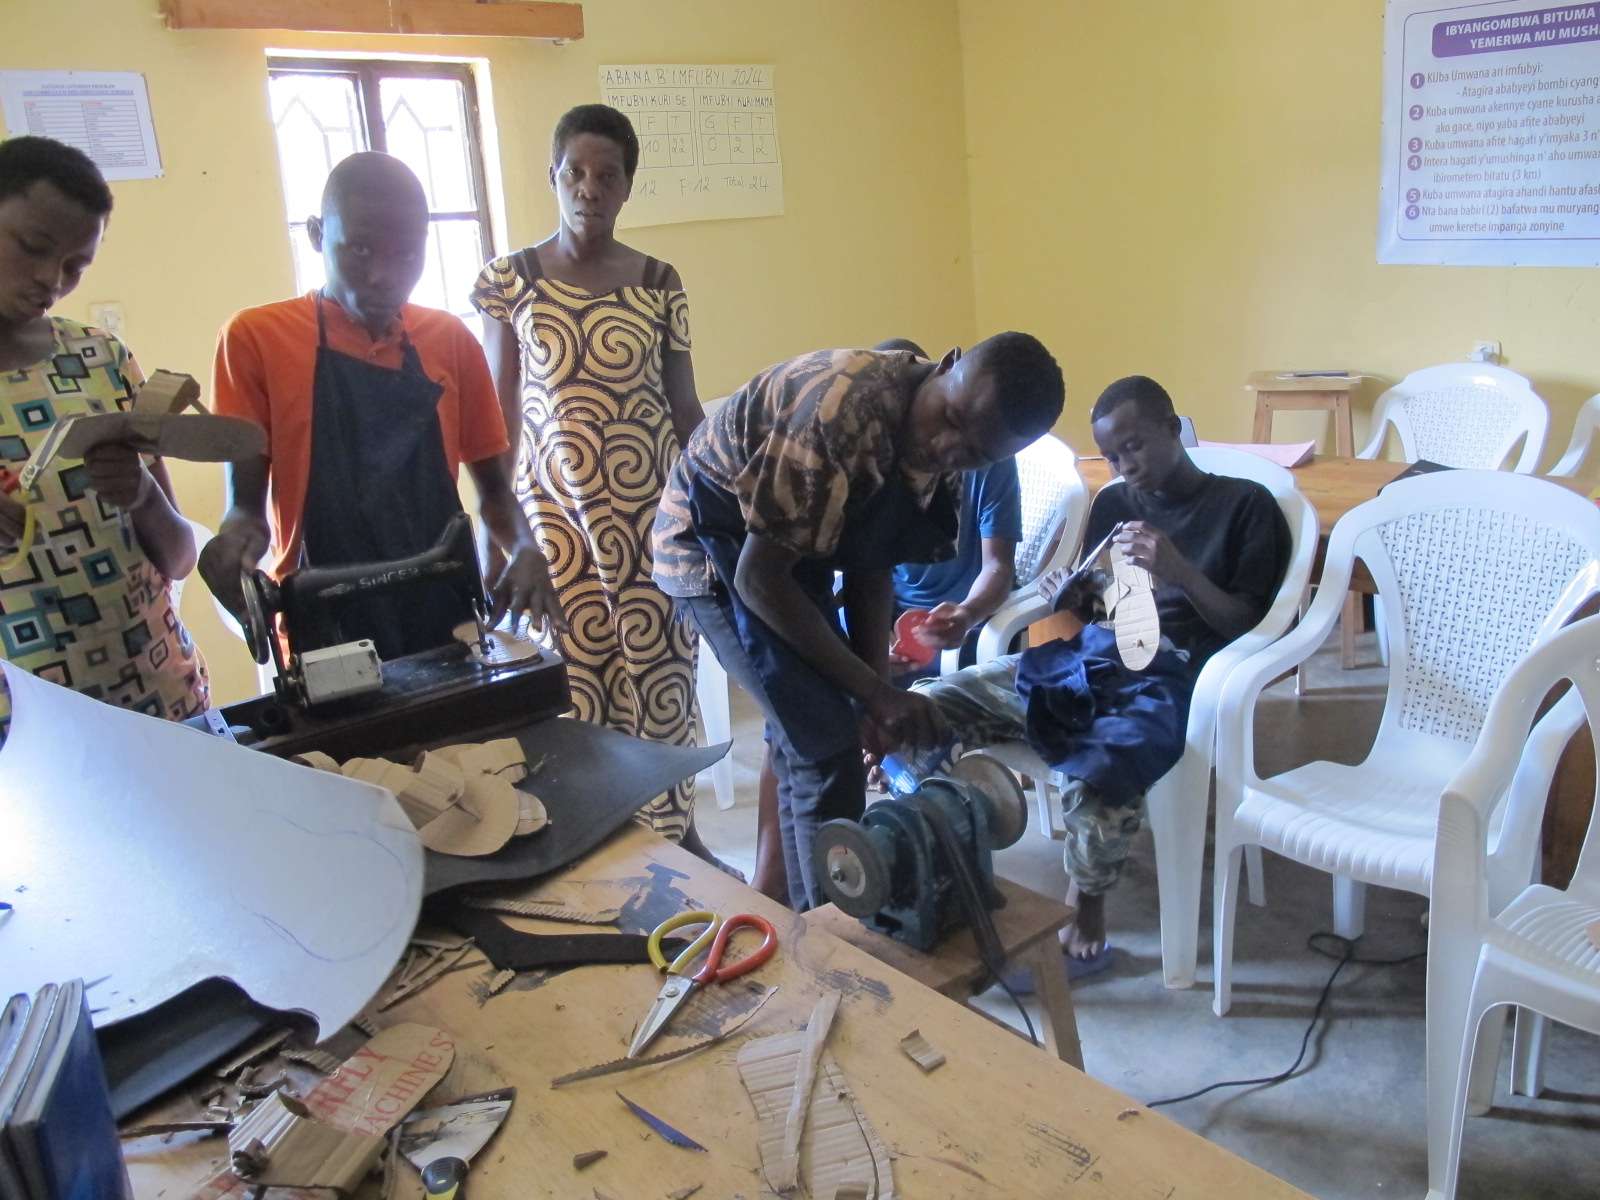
1380;1;1600;266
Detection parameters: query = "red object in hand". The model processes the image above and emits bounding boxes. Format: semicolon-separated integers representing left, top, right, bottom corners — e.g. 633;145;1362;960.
890;609;938;669
0;467;18;495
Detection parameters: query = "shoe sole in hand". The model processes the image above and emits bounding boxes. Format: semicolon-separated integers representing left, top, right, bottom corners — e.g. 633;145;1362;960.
1110;547;1160;671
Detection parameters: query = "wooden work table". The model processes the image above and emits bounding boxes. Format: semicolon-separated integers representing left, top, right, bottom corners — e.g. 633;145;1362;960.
1076;453;1589;540
125;824;1309;1199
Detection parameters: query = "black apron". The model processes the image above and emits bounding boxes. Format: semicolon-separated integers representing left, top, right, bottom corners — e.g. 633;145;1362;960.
299;294;468;660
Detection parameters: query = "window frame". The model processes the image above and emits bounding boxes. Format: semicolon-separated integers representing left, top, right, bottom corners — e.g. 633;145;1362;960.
265;55;495;275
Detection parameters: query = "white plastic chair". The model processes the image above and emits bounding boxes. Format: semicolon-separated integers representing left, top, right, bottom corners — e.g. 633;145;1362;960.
1424;607;1600;1200
1358;363;1548;473
982;447;1317;989
698;643;737;810
169;517;210;617
1357;365;1551;669
1211;470;1600;1015
1547;391;1600;478
957;433;1089;671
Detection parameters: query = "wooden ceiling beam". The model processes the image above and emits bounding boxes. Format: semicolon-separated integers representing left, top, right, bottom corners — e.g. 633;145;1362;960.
159;0;584;40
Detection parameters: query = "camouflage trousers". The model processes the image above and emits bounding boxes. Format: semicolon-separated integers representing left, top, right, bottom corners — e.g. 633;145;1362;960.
911;654;1146;896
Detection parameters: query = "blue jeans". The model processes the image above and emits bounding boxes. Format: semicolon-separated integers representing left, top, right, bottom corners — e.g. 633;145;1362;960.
679;593;865;911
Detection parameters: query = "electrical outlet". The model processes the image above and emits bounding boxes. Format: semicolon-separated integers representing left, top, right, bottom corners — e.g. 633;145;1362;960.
1470;339;1501;363
88;302;126;341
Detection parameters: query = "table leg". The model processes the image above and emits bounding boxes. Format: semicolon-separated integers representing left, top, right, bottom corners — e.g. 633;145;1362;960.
1252;395;1274;444
1027;939;1084;1070
1340;591;1361;668
1332;394;1354;458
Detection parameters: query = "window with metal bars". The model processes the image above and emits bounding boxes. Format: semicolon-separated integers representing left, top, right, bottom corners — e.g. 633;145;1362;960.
266;57;495;338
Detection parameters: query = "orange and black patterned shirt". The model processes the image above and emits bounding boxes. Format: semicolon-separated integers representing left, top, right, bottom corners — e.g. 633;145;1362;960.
652;348;957;597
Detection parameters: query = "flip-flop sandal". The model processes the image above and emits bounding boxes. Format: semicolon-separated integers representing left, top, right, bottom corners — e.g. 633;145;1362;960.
996;963;1037;996
1109;544;1160;671
994;943;1116;994
1065;942;1115;982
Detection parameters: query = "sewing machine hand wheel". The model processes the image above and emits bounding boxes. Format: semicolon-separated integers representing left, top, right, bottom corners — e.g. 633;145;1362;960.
240;568;278;667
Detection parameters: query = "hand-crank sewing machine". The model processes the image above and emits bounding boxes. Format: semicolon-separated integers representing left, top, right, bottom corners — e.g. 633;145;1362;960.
192;513;571;761
813;753;1028;952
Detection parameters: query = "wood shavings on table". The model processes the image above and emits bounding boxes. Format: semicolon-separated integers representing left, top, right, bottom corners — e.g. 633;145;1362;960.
775;993;841;1190
897;1029;945;1073
737;1027;895;1198
379;941;481;1010
573;1149;607;1170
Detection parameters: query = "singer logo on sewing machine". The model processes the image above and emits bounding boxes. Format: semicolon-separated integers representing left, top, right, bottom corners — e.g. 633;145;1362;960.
319;558;467;598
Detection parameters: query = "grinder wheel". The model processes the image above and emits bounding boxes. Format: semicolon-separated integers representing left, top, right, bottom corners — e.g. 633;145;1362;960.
951;752;1029;849
813;820;890;918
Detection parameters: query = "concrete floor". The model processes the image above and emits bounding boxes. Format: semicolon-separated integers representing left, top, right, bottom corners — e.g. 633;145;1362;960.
693;633;1600;1200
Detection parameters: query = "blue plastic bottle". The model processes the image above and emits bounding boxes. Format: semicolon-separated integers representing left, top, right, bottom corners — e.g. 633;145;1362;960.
879;739;954;795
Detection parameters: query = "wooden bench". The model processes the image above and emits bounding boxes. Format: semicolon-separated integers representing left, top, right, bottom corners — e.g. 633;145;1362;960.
808;875;1084;1069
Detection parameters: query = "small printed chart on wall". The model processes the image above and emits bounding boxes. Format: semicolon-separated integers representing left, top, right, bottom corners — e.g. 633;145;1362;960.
599;64;783;228
1378;1;1600;266
0;70;163;180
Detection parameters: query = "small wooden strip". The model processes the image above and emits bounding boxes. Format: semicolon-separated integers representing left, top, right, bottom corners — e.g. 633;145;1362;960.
281;1045;345;1074
898;1028;945;1073
775;993;841;1192
158;0;585;40
213;1028;290;1079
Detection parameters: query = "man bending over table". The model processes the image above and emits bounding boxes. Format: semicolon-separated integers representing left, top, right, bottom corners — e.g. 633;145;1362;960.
652;336;1064;910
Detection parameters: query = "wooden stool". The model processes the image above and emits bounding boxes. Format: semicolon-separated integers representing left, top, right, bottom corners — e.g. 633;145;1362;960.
1246;370;1363;671
1245;370;1358;456
808;876;1083;1069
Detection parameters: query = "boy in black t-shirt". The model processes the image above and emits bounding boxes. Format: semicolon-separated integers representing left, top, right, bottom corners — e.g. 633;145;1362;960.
911;376;1291;970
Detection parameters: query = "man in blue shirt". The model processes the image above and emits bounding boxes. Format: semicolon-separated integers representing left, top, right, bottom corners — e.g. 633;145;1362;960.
891;457;1022;670
749;337;1025;900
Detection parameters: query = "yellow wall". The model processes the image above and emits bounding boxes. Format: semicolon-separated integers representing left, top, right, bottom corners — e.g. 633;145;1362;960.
15;0;1599;702
957;0;1600;455
2;0;975;702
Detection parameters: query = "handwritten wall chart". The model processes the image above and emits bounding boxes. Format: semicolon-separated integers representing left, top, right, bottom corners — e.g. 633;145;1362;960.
599;64;783;228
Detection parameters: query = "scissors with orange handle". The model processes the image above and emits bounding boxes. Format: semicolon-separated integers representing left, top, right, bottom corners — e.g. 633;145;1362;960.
627;909;778;1059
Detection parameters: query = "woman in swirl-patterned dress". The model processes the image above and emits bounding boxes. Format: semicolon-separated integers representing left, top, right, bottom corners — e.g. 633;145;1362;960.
473;105;713;852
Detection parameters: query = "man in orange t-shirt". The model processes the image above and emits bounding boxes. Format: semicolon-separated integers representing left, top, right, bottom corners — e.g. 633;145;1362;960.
202;152;563;662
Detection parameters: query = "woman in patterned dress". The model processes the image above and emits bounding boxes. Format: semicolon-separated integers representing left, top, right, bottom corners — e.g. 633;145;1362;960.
0;137;208;740
473;105;712;851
